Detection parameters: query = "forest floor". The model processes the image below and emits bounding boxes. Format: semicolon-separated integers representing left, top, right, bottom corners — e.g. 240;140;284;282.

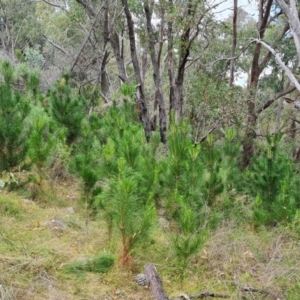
1;180;300;300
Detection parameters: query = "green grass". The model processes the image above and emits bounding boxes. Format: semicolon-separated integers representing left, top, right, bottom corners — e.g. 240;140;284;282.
65;252;115;273
0;186;300;299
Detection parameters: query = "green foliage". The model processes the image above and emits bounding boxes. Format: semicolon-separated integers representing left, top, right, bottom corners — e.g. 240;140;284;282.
97;158;156;264
1;0;44;50
48;74;87;145
246;133;300;226
95;101;159;201
14;49;26;63
271;163;298;223
1;61;15;85
27;114;55;199
0;61;31;171
65;253;115;274
247;133;285;203
24;46;45;69
161;120;204;214
0;171;19;193
70;121;100;210
0;196;22;216
119;82;136;101
289;210;300;239
170;197;207;276
201;134;224;206
88;102;158;263
287;283;300;300
221;127;241;193
27;116;55;169
16;64;41;101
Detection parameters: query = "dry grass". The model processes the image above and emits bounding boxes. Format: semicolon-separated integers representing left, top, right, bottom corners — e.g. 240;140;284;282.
0;184;300;299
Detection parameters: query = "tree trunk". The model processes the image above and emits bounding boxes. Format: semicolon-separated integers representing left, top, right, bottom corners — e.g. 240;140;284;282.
167;0;176;122
229;0;237;87
143;1;167;143
274;98;284;133
121;0;152;141
277;0;300;63
144;264;169;300
97;0;110;95
167;0;201;124
110;29;129;84
241;0;273;169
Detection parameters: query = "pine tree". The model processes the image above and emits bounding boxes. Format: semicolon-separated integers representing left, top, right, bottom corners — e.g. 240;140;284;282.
96;158;155;265
0;61;31;171
201;134;224;206
48;73;86;145
247;132;300;226
27;115;55;198
70;120;100;218
170;196;207;278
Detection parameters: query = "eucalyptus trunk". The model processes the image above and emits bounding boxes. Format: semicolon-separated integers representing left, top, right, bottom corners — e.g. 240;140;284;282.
121;0;152;141
241;0;273;168
143;1;167;143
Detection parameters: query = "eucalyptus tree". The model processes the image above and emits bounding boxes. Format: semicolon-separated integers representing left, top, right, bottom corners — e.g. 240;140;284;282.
238;0;291;168
143;0;167;143
41;0;114;98
117;0;230;142
165;0;226;124
0;0;43;58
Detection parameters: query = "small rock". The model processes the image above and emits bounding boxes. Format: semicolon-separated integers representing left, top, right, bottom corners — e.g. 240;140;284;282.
22;198;36;205
46;217;66;231
64;207;74;214
158;217;169;230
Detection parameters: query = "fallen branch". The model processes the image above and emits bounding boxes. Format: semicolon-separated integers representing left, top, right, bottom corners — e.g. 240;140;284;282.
136;264;283;300
241;286;283;300
171;292;229;299
136;264;229;300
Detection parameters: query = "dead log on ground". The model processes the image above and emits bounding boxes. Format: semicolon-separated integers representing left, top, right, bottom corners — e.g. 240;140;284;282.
136;264;284;300
135;263;229;300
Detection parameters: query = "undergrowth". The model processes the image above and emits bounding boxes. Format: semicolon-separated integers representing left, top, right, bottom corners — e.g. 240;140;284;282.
0;185;300;300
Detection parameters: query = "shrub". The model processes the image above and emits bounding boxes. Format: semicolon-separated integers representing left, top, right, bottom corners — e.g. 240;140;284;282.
66;253;115;274
0;61;31;171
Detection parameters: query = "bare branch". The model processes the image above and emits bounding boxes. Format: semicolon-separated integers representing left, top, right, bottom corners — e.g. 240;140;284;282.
259;23;290;73
70;8;103;72
42;0;69;13
211;41;253;69
74;0;96;18
229;0;237;87
184;55;202;70
256;85;296;114
197;119;222;144
283;96;300;111
253;39;300;92
42;34;71;57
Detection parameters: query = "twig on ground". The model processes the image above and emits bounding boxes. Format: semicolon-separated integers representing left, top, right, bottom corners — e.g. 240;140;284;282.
241;286;283;300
